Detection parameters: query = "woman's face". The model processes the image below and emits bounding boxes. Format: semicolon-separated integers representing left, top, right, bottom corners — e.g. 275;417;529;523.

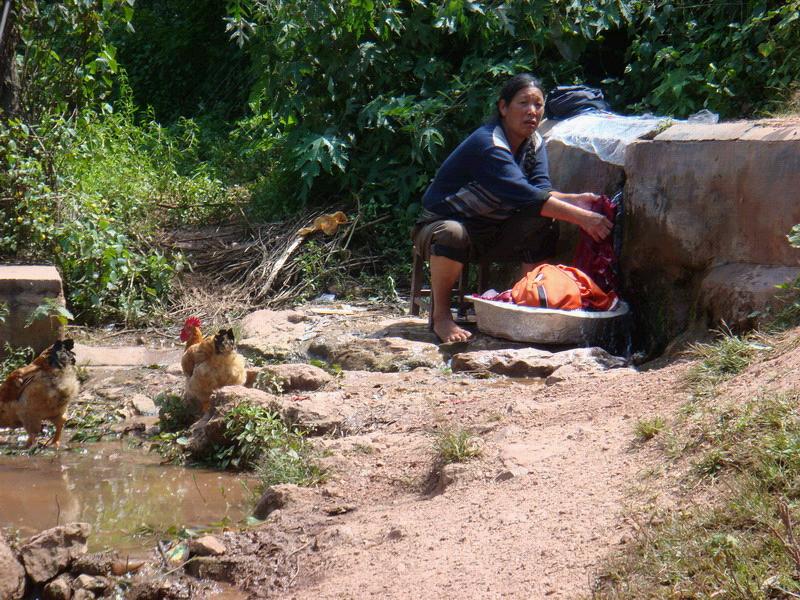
498;85;545;143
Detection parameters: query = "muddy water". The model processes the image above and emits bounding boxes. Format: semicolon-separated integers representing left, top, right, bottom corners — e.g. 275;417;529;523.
0;442;256;557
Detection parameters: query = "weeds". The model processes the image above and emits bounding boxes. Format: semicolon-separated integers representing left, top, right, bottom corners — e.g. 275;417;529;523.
207;402;325;489
685;327;768;396
0;344;34;380
308;358;343;377
634;416;666;442
154;392;196;433
66;399;125;443
150;431;191;465
596;392;800;598
255;446;327;489
435;428;482;464
253;371;285;395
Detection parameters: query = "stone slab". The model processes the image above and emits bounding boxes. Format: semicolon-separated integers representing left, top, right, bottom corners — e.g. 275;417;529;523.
73;343;183;367
654;121;756;141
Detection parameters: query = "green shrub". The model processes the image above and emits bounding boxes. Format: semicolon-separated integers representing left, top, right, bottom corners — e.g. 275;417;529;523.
154;392;196;433
0;344;35;380
207;402;320;477
256;446;327;489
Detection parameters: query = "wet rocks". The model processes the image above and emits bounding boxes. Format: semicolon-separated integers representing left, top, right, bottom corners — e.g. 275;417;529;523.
309;335;442;372
19;523;90;584
0;532;25;600
451;346;625;378
72;574;111;594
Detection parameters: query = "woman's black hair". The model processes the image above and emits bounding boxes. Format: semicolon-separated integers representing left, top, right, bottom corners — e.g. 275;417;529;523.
496;73;544;117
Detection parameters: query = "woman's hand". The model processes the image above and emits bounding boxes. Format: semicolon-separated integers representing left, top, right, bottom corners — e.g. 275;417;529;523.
580;210;613;242
572;192;601;211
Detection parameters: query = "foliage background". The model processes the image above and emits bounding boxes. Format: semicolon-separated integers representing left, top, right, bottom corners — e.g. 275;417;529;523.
1;0;798;323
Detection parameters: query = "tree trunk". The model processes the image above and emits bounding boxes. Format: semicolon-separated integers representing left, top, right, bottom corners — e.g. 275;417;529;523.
0;0;20;118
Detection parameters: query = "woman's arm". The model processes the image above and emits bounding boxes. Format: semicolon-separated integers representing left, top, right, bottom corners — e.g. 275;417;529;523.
540;195;612;242
549;190;601;211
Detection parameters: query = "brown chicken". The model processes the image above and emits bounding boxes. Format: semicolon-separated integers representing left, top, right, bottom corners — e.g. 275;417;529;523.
0;346;53;405
183;328;246;414
0;339;79;448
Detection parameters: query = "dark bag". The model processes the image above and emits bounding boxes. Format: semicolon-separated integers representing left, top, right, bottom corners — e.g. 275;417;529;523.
544;85;610;121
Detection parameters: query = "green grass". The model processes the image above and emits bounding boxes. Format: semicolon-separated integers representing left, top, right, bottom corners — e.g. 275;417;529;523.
596;390;800;599
633;416;666;442
685;328;769;397
434;428;482;464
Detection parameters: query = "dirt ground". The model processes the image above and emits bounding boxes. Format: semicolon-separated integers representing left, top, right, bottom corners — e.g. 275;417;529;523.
7;305;703;599
269;360;691;599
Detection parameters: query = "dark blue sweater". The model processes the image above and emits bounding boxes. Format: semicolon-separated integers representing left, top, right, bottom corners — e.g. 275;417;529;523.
421;122;553;222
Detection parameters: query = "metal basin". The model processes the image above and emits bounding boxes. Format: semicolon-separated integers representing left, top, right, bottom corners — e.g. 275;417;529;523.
472;297;630;345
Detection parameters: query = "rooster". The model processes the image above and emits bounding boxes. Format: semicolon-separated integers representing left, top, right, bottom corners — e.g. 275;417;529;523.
180;316;207;377
183;328;246;414
0;339;79;448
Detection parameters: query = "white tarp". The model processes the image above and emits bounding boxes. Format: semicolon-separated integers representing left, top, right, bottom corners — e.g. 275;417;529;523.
541;109;718;166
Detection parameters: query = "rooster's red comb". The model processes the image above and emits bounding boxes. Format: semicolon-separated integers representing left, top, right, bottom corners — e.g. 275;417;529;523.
183;316;201;328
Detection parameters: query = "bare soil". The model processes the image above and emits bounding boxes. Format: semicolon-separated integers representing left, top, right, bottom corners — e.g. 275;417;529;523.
169;307;696;599
6;305;706;599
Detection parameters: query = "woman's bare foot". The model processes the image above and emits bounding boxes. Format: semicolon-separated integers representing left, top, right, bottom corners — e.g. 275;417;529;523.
433;315;472;343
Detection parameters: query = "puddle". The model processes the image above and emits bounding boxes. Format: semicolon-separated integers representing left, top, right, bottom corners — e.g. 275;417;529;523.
0;441;257;556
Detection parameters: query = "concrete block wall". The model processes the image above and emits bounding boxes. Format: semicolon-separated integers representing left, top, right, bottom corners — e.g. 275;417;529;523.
0;265;66;355
545;119;800;351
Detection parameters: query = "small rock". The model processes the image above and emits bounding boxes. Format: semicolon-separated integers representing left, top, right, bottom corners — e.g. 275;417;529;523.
71;590;95;600
0;531;26;600
252;484;314;520
252;486;289;520
433;463;468;495
43;574;72;600
188;536;226;557
20;523;90;584
184;557;237;583
130;394;158;416
324;504;356;516
386;528;404;541
71;551;117;575
72;574;109;592
495;467;529;482
254;363;332;392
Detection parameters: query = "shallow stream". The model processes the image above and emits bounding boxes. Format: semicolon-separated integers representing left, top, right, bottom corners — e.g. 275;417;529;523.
0;441;256;558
